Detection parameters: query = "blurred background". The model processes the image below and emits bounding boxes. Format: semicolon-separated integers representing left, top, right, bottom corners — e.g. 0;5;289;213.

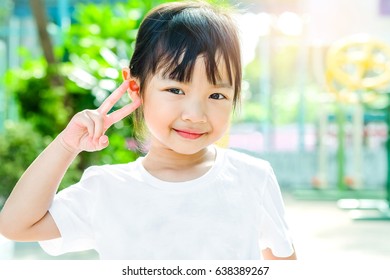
0;0;389;261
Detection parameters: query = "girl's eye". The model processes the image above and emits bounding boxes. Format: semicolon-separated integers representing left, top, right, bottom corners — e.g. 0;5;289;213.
167;88;184;95
209;93;226;100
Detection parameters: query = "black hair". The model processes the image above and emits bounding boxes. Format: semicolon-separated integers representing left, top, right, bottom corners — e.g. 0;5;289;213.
129;1;242;139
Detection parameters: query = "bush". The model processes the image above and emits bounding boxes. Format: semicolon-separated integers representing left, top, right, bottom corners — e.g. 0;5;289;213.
0;121;81;208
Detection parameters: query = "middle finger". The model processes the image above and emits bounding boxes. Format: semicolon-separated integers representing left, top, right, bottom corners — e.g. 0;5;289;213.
97;80;130;115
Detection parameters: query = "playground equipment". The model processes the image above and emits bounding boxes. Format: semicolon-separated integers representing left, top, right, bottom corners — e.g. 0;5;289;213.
324;34;390;220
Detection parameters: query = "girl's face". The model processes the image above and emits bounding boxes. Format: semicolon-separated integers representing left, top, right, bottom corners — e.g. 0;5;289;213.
142;56;234;155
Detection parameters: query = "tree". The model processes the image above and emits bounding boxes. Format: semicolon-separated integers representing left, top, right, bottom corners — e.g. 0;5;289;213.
29;0;63;86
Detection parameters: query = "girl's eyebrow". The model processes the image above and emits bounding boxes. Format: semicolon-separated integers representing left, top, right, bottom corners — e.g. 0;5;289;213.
158;76;232;89
157;76;182;83
213;82;233;89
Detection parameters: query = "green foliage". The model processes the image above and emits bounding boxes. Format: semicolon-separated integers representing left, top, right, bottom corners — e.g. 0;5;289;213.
0;121;82;207
5;60;74;137
232;101;266;123
243;58;261;101
0;121;45;203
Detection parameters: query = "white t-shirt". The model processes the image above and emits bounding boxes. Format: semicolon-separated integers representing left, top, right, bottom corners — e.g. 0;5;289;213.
39;147;294;259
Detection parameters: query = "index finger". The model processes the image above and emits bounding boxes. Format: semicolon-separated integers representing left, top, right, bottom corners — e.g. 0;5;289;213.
105;97;141;128
97;80;130;114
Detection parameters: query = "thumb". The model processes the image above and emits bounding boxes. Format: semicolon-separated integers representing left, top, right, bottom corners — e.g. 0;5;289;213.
98;135;109;149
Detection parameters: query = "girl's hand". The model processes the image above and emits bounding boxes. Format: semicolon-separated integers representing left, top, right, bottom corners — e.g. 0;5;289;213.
59;81;141;153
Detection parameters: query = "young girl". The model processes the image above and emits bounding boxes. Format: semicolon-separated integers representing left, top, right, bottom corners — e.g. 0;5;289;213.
0;1;296;260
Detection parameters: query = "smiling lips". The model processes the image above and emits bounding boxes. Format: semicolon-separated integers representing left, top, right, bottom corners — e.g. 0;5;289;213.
173;129;205;140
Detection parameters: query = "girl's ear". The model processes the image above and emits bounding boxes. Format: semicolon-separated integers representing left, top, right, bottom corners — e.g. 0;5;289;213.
122;67;141;101
122;67;131;81
122;67;140;89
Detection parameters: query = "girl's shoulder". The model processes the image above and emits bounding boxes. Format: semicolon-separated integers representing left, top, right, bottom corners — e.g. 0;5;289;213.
218;148;276;195
221;147;272;171
79;159;141;181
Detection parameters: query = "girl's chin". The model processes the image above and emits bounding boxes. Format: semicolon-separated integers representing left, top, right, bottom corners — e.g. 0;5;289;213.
149;133;221;155
165;140;212;156
169;145;207;156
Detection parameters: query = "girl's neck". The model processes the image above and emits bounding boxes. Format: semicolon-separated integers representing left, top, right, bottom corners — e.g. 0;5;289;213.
141;144;216;182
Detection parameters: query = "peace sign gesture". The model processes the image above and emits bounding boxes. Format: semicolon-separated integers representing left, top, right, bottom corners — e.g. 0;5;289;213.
60;80;141;154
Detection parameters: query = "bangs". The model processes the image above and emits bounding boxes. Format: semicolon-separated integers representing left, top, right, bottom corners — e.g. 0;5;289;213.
154;7;231;86
158;48;228;86
139;4;241;103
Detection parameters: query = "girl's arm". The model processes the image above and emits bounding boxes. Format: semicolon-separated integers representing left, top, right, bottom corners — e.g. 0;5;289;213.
0;81;140;241
262;247;297;260
0;136;78;241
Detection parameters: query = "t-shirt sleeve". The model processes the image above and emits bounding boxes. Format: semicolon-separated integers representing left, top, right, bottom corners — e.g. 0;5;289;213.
259;164;294;257
39;167;100;256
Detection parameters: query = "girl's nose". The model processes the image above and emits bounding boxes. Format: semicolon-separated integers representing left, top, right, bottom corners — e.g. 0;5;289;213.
181;99;207;123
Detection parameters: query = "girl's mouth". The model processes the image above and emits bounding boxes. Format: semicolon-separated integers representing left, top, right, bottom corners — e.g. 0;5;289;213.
173;129;205;140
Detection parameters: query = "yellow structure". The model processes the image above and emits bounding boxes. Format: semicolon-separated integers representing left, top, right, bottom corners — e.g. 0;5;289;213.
321;34;390;189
